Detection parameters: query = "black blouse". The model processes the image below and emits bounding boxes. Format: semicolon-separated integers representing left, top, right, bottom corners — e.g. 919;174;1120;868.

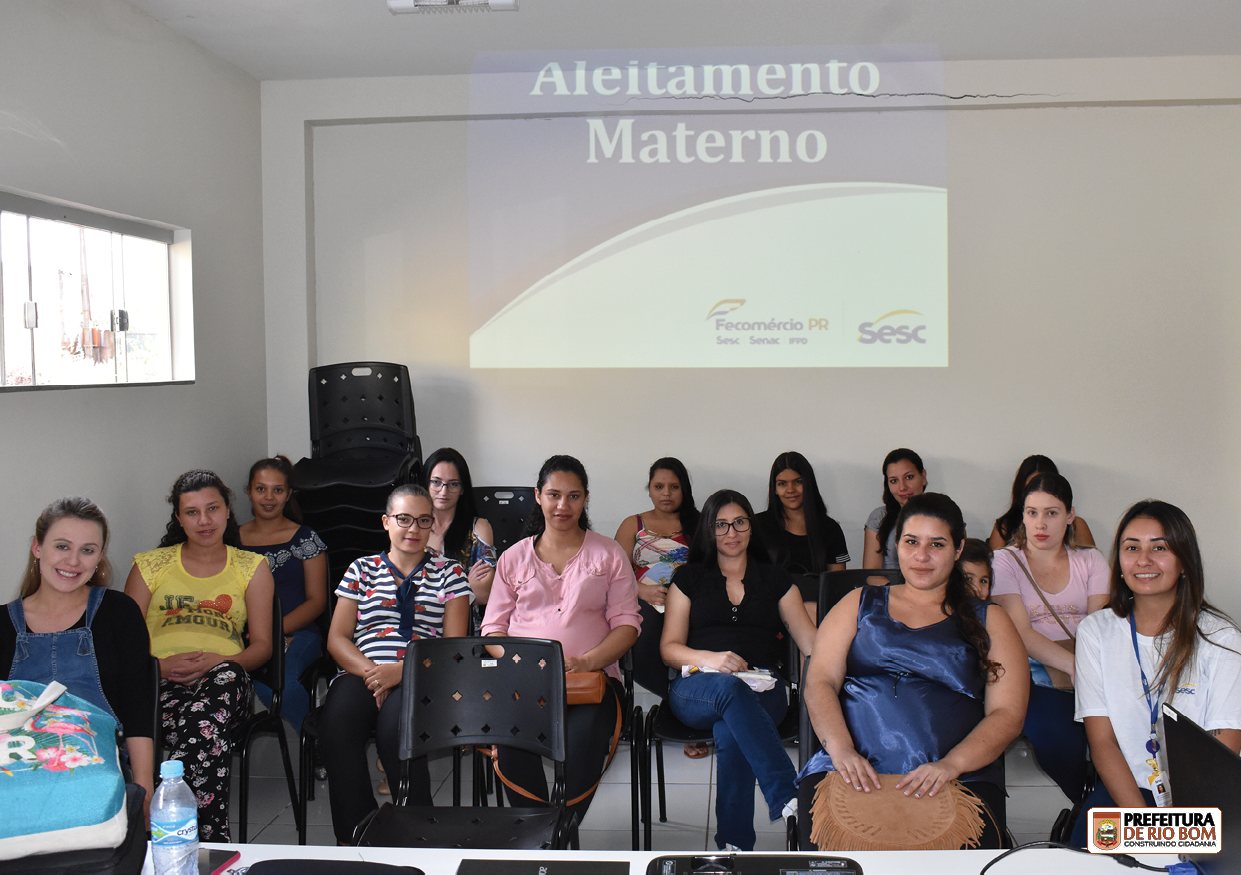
671;561;795;676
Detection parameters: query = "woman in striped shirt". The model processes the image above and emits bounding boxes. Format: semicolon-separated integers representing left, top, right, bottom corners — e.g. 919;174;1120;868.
318;484;472;845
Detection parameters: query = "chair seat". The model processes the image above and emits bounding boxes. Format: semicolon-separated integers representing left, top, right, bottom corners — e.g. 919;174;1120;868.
293;453;417;491
648;701;713;746
356;802;569;850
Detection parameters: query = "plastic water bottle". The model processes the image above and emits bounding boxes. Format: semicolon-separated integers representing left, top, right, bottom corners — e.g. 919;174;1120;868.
151;760;198;875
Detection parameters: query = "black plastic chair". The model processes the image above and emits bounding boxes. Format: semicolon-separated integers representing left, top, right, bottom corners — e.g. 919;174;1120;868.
234;595;301;842
817;568;902;620
354;637;575;850
472;487;537;555
292;362;422;491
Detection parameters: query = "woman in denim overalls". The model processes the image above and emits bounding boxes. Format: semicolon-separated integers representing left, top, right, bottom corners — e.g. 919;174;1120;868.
1;498;155;819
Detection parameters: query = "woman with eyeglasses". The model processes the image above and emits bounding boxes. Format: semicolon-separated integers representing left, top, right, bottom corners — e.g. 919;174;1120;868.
318;484;471;845
661;489;818;851
420;447;497;605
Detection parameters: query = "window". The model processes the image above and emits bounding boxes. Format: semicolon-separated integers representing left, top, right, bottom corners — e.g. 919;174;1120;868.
0;190;193;388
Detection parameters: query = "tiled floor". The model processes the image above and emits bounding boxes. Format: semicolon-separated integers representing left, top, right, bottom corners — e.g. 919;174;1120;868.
227;692;1071;849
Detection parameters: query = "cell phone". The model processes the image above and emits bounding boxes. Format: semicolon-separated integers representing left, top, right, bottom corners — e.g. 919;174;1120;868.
199;847;241;875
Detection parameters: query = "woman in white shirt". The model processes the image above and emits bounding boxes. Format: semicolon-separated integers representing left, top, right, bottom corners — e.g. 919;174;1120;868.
1072;500;1241;846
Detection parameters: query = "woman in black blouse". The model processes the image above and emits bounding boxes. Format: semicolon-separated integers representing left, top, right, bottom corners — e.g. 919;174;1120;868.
661;489;817;851
1;497;155;819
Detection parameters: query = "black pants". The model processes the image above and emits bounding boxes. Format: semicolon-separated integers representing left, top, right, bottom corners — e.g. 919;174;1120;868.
632;602;669;698
496;677;622;827
797;772;1007;850
319;673;431;844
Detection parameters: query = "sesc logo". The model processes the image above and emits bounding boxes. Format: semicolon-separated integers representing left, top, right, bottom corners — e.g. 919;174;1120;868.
857;309;927;345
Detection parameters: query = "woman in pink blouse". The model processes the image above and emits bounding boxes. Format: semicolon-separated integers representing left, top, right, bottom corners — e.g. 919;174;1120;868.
481;454;641;825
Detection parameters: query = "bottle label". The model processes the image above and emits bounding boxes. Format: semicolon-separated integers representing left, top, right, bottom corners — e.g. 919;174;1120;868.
151;817;198;846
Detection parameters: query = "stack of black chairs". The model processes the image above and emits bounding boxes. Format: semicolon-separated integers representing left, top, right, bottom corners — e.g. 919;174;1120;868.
291;362;423;584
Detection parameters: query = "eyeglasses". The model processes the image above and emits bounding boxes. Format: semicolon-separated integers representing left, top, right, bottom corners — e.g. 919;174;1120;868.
388;514;434;530
428;478;463;494
713;517;751;534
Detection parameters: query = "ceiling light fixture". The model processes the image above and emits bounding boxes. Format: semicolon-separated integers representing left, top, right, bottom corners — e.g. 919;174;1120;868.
387;0;517;12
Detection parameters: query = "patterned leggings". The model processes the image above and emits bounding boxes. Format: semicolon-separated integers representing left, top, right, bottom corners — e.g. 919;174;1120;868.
159;661;252;842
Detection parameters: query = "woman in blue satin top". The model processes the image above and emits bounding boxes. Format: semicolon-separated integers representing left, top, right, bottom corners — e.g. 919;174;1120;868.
798;492;1029;848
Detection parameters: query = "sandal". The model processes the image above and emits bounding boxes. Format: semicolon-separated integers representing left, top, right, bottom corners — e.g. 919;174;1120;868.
684;742;710;759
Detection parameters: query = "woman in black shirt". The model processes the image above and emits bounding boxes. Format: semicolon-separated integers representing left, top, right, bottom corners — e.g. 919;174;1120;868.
661;489;817;851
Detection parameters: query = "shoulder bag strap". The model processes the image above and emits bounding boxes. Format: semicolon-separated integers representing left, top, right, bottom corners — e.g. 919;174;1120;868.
1007;547;1075;641
489;680;624;807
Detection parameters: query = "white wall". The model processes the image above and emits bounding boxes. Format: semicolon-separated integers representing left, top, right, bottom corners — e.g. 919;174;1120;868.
0;0;265;600
262;58;1241;617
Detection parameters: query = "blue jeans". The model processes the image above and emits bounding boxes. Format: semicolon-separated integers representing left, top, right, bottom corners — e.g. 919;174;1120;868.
254;626;321;735
1070;781;1155;847
670;672;794;850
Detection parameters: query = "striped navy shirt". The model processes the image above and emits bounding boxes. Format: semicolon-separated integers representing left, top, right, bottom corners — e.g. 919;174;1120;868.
335;550;472;665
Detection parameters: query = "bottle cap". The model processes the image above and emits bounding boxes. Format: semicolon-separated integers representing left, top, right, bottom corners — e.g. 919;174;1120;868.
159;760;185;779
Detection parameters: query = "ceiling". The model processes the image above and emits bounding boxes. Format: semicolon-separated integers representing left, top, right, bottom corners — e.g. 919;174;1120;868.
123;0;1241;82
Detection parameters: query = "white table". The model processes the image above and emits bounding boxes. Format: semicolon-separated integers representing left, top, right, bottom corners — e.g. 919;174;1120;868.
144;843;1183;875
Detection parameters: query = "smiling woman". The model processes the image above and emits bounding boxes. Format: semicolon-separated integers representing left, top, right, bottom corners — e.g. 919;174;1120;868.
1;498;156;822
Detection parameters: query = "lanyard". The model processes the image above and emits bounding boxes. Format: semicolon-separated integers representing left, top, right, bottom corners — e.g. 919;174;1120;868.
382;552;430;629
1128;613;1167;755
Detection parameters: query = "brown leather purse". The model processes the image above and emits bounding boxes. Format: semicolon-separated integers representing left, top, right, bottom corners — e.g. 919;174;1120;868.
565;670;607;705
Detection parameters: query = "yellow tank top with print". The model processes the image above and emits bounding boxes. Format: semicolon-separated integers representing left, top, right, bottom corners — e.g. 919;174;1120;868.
134;544;264;659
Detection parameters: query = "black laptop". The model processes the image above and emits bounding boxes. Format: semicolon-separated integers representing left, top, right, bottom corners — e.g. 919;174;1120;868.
1162;703;1240;874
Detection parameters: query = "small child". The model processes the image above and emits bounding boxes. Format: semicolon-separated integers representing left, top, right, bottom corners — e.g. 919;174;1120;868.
957;538;993;600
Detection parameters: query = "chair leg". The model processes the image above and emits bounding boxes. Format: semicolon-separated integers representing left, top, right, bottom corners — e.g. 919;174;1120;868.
298;730;311;845
642;708;655;851
452;746;462;807
276;721;301;835
237;731;251;844
630;706;642;851
656;735;667;823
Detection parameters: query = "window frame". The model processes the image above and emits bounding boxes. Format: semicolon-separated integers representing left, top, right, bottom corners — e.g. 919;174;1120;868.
0;187;193;391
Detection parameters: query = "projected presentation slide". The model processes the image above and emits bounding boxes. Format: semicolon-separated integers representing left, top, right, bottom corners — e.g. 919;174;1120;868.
466;47;947;369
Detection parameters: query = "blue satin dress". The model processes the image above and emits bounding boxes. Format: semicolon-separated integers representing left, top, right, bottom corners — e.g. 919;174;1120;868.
799;585;1003;789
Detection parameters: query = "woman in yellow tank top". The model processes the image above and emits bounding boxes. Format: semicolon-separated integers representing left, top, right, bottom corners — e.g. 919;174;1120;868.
124;470;274;842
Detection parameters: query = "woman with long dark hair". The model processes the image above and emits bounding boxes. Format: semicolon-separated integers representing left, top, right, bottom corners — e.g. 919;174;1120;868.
757;451;849;576
419;447;496;604
661;489;818;850
124;470;274;841
1071;500;1241;846
990;471;1107;801
988;455;1096;549
862;448;927;570
799;493;1027;850
482;455;641;826
614;457;698;701
239;455;328;735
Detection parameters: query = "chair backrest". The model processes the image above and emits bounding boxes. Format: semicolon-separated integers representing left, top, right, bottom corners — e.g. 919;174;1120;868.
397;637;567;764
472;487;537;555
308;362;417;459
817;568;902;622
